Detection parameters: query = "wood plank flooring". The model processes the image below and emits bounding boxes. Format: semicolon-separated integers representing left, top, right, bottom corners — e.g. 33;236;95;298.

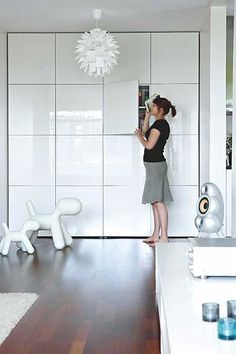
0;239;160;354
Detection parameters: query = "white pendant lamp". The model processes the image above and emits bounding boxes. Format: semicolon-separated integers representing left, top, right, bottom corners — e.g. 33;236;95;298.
75;9;120;78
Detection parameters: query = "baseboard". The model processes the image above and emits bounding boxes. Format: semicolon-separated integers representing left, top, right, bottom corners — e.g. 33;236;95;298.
37;236;190;239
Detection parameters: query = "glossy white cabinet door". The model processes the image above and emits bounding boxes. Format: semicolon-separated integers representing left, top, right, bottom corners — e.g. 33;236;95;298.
164;186;198;237
56;186;102;236
104;33;150;83
9;136;55;185
104;136;145;185
56;33;102;84
149;84;199;134
104;186;150;236
8;34;55;84
151;33;199;84
165;135;198;185
104;80;138;134
9;186;55;231
56;136;102;185
56;85;103;135
9;85;55;135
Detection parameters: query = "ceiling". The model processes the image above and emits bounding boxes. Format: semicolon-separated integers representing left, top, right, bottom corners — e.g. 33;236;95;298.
0;0;232;32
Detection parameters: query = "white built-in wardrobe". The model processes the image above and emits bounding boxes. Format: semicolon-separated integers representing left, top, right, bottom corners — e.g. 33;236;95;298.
8;32;199;237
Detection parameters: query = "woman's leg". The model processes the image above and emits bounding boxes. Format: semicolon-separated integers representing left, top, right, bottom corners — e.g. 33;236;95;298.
151;203;161;240
156;202;169;241
143;202;160;243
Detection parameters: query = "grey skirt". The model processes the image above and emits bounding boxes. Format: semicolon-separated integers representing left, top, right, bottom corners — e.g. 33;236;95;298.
142;160;174;204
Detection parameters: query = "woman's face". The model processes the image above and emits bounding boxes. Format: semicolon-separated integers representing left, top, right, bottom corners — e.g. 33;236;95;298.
151;103;162;116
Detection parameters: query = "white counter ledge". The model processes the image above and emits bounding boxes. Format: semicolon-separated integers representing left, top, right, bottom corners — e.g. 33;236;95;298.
155;241;236;354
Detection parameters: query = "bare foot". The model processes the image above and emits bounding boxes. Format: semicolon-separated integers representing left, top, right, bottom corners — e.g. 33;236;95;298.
143;234;159;244
149;237;168;247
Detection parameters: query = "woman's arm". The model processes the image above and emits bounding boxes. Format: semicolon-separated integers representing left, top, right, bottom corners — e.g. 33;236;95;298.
134;127;160;150
142;111;151;135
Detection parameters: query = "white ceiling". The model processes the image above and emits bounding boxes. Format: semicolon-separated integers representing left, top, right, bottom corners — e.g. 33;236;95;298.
0;0;232;32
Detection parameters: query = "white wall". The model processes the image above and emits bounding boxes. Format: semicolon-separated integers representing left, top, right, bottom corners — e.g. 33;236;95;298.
209;6;227;235
200;6;210;188
0;5;214;33
0;32;7;236
200;6;227;235
209;7;226;220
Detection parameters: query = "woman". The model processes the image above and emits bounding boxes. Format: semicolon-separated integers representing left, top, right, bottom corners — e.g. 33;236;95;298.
134;95;176;246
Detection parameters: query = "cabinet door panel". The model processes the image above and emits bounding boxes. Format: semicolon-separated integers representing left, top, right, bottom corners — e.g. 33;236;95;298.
104;80;138;134
164;186;198;237
166;135;198;185
9;136;55;185
149;84;198;134
56;186;103;236
56;85;102;135
151;33;198;84
9;186;55;232
8;34;55;84
104;186;151;236
104;33;150;83
9;85;55;135
56;136;102;185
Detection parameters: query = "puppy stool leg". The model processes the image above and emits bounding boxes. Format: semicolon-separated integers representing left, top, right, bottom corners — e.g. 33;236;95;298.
61;222;73;246
2;237;11;256
21;235;34;254
51;219;66;250
0;237;6;253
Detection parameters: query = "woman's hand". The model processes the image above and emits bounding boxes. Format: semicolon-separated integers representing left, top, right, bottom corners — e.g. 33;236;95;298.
135;127;160;150
141;111;151;136
144;111;151;120
134;128;143;140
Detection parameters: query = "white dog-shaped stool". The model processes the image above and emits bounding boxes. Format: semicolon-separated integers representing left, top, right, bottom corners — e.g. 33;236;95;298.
25;198;82;250
0;220;40;255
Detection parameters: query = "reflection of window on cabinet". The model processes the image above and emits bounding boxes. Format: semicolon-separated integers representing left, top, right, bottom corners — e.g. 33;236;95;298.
138;85;149;129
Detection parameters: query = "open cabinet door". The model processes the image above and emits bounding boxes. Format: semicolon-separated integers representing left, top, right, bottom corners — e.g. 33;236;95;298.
103;79;151;237
104;80;139;134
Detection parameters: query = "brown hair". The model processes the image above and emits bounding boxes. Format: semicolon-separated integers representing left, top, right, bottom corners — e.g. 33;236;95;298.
153;94;177;117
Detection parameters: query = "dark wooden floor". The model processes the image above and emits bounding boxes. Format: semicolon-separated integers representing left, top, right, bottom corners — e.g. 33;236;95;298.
0;239;160;354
